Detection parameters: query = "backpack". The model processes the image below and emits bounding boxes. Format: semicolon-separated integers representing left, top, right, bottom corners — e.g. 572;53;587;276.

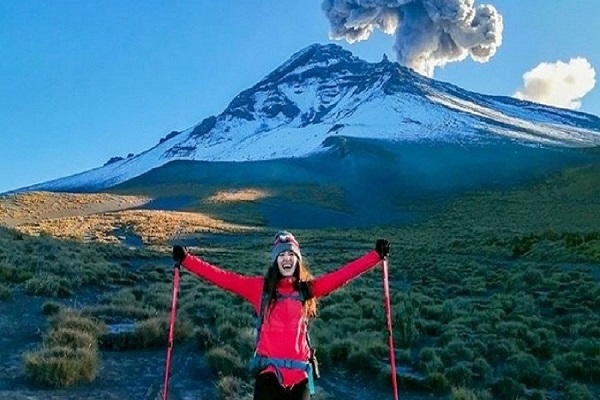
249;281;319;394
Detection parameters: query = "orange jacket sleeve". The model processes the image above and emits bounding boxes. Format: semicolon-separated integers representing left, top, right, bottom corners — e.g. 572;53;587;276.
311;250;382;298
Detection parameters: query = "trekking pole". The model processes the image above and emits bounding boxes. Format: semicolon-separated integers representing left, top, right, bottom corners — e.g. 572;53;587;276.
162;260;181;400
162;227;184;400
382;257;399;400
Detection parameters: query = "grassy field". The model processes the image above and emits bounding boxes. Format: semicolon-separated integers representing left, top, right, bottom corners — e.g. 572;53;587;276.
0;160;599;399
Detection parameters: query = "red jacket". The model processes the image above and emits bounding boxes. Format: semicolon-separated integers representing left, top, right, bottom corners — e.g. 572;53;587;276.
182;250;382;387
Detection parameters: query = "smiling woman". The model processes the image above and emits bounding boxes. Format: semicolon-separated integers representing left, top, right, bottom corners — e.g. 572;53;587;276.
172;231;390;399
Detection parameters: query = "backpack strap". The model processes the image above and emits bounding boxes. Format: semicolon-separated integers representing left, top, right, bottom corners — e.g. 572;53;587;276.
250;282;316;394
255;279;313;346
254;290;306;347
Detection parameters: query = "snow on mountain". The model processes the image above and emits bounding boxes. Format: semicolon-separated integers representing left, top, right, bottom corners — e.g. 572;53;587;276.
19;43;600;192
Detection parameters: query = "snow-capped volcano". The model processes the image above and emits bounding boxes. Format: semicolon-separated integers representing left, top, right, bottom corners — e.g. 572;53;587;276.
19;43;600;192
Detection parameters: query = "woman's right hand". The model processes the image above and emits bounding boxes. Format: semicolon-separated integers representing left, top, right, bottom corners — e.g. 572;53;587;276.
173;245;187;264
375;239;390;259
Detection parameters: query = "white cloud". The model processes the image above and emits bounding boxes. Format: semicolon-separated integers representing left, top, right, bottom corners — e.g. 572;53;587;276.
513;58;596;110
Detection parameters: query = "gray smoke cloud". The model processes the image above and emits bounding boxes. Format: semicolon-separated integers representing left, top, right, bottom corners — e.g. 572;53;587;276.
322;0;503;77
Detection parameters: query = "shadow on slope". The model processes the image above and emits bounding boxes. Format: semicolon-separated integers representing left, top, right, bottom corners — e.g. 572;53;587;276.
111;138;599;229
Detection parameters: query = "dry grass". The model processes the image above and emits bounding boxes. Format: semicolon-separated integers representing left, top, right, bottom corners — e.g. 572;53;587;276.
0;192;259;244
24;310;104;389
23;346;99;388
205;188;270;203
18;209;259;244
0;191;149;226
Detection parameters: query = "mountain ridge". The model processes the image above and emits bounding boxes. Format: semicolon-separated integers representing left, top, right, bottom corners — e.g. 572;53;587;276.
12;43;600;195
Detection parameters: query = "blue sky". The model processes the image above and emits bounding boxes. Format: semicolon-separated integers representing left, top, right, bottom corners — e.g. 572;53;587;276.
1;1;599;193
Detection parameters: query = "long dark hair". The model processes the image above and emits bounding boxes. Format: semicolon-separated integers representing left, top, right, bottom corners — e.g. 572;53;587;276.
263;259;317;318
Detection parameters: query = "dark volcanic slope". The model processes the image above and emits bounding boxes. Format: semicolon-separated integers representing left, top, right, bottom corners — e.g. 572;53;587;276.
111;138;598;228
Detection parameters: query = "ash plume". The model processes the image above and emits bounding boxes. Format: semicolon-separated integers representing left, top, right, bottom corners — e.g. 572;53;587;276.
322;0;503;77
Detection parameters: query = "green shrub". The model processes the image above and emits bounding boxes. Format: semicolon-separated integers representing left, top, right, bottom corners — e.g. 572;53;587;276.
554;351;599;381
138;316;192;347
100;288;137;305
445;363;473;387
495;320;529;340
563;232;597;248
232;327;256;360
195;326;216;350
346;346;380;372
504;351;541;387
326;338;356;364
100;316;192;350
215;375;250;400
440;300;468;324
418;347;437;363
527;389;549;400
572;338;600;358
44;328;97;350
522;267;545;285
425;372;449;391
0;262;32;284
0;283;10;301
205;345;245;377
217;322;239;342
450;386;493;400
441;340;475;365
485;337;519;362
24;273;72;298
23;345;99;388
529;328;557;358
50;311;106;338
137;317;168;348
424;356;444;375
41;301;62;316
491;377;524;399
512;234;539;258
394;300;420;348
420;320;444;336
561;382;594;400
472;357;492;383
215;310;254;328
100;323;138;350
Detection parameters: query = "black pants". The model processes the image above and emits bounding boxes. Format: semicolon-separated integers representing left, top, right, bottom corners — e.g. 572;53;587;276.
253;372;310;400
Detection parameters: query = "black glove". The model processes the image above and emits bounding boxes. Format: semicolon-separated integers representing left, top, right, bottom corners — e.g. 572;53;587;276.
375;239;390;259
173;245;187;264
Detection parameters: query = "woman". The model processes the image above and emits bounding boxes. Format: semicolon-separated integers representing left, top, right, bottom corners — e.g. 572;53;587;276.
172;231;390;400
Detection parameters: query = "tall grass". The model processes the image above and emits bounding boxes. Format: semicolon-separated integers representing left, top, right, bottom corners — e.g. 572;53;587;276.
24;311;103;388
3;159;600;397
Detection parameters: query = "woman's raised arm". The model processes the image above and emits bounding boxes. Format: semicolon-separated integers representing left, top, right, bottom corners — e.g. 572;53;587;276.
176;247;263;312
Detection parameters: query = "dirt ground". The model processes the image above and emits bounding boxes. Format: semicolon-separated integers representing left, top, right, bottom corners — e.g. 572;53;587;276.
0;290;433;400
0;291;214;400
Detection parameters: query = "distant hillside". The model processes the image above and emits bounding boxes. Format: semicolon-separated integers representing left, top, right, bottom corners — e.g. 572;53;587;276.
108;140;599;229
